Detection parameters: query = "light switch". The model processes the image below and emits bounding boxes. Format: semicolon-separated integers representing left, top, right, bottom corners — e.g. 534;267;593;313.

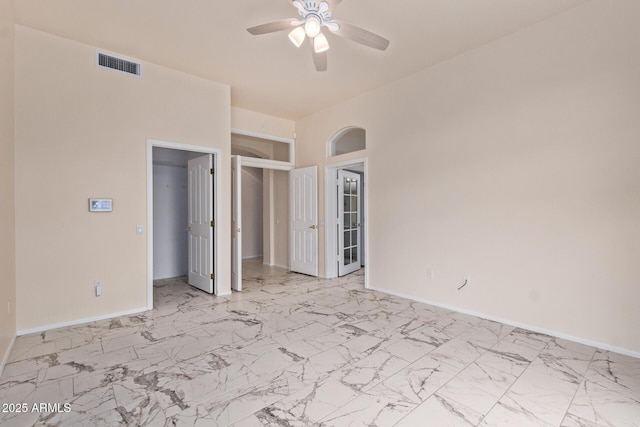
136;225;144;235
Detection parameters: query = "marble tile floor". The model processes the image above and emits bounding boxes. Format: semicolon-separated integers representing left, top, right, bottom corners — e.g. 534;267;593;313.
1;259;639;426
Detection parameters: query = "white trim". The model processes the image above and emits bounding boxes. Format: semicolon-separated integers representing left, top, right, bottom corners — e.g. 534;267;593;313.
240;156;294;171
17;307;148;337
259;261;288;270
369;286;640;360
231;128;295;145
324;158;370;289
147;139;221;308
231;128;296;167
327;156;369;169
268;170;275;267
0;335;17;377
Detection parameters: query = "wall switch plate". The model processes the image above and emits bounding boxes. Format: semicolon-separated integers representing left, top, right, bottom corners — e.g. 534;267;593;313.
94;280;102;297
136;225;144;235
89;198;113;212
427;269;434;280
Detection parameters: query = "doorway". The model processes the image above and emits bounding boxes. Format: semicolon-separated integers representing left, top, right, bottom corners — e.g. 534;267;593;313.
230;128;296;292
231;155;293;291
325;159;369;287
146;140;221;310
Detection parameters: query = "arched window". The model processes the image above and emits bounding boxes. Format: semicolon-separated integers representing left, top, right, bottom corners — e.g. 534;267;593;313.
329;127;366;157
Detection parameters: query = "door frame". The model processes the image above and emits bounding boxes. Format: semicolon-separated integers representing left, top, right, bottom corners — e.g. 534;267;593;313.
147;139;221;310
231;155;242;291
325;157;370;288
231;155;294;290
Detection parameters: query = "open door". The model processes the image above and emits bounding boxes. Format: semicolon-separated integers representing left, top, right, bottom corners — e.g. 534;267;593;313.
338;170;361;276
231;156;242;291
187;154;214;293
290;166;318;276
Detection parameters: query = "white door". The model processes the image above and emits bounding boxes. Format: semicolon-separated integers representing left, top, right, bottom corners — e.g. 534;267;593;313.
338;170;361;276
290;166;318;276
187;155;214;293
231;156;242;291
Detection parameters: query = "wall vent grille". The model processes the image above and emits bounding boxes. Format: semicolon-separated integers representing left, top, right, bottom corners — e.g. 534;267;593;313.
97;52;141;76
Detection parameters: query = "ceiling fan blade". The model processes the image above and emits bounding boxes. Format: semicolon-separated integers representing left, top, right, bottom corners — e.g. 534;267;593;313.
331;20;390;51
311;44;327;72
247;19;297;35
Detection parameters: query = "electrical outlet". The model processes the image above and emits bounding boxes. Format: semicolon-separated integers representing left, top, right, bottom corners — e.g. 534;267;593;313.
427;269;434;280
94;280;103;297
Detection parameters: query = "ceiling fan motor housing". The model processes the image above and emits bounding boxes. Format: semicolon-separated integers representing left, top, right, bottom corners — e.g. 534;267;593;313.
295;1;332;23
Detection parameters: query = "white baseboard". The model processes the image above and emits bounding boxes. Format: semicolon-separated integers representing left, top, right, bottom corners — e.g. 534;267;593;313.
261;261;289;271
16;307;149;337
0;334;17;377
243;255;264;260
369;286;640;360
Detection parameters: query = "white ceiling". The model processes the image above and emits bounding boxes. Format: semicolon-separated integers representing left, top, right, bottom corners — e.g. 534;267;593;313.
10;0;586;119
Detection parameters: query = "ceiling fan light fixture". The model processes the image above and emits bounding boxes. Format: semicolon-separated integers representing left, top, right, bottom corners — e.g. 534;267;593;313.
304;16;321;38
246;0;390;71
288;27;306;48
314;33;330;53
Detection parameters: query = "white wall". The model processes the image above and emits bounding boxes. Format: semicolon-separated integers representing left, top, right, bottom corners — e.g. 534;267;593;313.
242;167;264;259
0;0;16;371
14;26;231;331
231;107;295;140
153;163;188;279
295;0;640;354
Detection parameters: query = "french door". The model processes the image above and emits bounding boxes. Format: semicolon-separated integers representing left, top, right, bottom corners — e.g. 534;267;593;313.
338;170;361;276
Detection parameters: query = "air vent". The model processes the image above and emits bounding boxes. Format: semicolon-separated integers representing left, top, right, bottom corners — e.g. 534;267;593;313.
97;52;141;77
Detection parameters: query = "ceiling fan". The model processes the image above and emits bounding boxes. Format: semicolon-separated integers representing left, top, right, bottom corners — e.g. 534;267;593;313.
247;0;390;71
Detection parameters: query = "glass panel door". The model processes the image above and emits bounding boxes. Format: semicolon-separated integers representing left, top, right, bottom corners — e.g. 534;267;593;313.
338;170;361;276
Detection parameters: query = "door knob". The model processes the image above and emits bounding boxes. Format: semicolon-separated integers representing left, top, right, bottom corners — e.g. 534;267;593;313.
236;227;241;233
186;226;191;232
309;225;317;230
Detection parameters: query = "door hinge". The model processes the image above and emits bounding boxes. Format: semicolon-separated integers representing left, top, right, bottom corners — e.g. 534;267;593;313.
210;220;215;227
210;273;215;280
210;168;215;175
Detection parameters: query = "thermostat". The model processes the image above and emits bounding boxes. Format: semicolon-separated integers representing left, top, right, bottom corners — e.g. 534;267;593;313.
89;198;113;212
